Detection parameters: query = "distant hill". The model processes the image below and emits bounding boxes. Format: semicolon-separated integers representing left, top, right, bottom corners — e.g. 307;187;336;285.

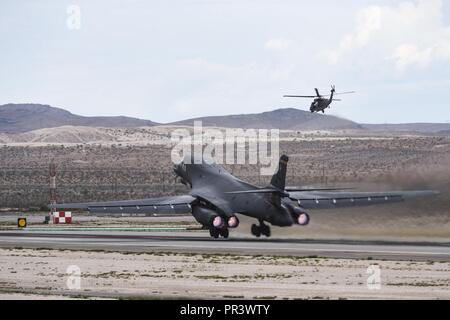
2;103;449;135
170;108;362;130
439;129;450;135
0;104;159;133
362;123;450;133
0;126;117;144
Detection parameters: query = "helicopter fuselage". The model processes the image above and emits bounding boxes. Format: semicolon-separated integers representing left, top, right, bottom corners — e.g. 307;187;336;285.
310;98;332;113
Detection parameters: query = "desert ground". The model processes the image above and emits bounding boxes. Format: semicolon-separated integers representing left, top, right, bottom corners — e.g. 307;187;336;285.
0;247;448;300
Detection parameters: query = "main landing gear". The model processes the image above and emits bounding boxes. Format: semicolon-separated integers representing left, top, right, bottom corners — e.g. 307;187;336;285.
209;227;229;239
251;220;271;238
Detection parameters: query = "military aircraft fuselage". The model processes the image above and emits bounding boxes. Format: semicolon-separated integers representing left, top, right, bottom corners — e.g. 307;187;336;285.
175;160;300;227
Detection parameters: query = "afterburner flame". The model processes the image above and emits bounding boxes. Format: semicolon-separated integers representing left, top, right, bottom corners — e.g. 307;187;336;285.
298;213;309;226
227;216;239;228
213;216;224;228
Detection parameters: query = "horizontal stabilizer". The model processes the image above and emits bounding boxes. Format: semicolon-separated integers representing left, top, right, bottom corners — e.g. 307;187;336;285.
226;188;287;195
226;187;353;196
285;187;353;192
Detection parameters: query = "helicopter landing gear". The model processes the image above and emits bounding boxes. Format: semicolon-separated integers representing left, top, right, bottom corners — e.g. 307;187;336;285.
251;220;271;238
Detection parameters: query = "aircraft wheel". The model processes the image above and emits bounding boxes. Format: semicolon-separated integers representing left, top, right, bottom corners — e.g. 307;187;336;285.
260;224;271;237
251;224;261;237
219;228;229;239
209;228;219;239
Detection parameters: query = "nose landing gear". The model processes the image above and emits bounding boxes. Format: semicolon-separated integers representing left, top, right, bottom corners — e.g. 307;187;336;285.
251;220;271;237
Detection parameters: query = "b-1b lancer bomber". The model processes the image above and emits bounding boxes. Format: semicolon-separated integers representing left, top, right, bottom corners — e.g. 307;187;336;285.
55;155;437;238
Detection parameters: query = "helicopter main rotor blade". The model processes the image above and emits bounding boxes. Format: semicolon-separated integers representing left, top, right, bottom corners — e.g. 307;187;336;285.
334;91;355;95
320;92;355;97
283;95;317;98
315;88;321;97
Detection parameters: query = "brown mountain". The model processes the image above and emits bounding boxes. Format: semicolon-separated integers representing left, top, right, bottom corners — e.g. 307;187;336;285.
2;104;449;134
170;108;362;130
0;104;159;133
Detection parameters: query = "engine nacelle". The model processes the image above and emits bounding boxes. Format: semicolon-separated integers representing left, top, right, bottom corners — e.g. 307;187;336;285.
297;212;310;226
227;215;239;228
192;206;225;228
287;204;310;226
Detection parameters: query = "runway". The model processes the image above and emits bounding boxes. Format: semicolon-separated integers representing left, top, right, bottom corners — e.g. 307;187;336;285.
0;230;449;261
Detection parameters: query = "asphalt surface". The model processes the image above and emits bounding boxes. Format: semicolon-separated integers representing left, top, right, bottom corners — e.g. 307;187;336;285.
0;230;449;261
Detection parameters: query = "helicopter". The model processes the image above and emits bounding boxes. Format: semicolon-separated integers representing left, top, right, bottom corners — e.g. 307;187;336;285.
284;85;355;113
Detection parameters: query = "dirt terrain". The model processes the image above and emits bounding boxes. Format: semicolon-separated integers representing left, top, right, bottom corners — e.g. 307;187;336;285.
0;247;448;300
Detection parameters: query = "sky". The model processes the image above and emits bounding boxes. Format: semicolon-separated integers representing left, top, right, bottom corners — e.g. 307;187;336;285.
1;0;450;124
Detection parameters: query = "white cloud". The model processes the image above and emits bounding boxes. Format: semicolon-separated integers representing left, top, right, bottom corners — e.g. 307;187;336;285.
327;0;450;70
264;38;294;52
392;42;450;70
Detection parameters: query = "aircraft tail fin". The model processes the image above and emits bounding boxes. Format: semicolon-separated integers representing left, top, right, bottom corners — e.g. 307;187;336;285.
270;155;288;190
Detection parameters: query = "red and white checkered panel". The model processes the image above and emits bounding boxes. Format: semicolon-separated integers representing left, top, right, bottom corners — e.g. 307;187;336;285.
52;211;72;224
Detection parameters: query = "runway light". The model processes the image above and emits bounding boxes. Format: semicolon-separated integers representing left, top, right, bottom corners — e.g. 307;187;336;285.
18;218;27;228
